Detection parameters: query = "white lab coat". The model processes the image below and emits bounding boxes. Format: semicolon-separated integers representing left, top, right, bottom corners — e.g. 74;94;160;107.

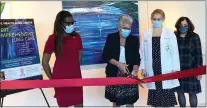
139;27;180;89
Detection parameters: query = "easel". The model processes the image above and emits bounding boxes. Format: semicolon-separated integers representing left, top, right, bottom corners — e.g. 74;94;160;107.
0;97;3;107
0;89;50;107
0;97;4;108
0;72;50;107
0;72;4;107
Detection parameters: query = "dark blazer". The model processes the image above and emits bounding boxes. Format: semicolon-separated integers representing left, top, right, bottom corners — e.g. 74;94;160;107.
175;31;203;69
102;32;141;77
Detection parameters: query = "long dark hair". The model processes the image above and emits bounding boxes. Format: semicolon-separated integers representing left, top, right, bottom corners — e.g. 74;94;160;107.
54;11;73;56
175;16;195;36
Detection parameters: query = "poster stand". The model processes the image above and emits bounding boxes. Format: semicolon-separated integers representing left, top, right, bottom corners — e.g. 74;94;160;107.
0;19;49;107
0;88;50;107
0;97;3;107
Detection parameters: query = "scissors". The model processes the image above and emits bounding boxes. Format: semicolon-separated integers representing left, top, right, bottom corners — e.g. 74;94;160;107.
124;65;144;88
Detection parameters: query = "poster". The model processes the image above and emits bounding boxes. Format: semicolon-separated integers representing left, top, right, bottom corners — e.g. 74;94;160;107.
0;19;42;95
63;1;139;65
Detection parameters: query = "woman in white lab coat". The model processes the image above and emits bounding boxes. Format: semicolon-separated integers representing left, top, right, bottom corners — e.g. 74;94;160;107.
139;9;180;107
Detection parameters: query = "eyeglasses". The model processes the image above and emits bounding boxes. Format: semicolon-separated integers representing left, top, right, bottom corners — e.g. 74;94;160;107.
63;21;76;25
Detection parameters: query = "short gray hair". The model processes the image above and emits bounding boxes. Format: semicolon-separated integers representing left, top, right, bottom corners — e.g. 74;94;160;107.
118;14;133;28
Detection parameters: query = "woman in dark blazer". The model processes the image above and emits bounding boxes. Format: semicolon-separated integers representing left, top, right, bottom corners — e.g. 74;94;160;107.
102;14;140;107
174;17;203;107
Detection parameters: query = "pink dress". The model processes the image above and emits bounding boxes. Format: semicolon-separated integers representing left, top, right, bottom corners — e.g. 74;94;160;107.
43;33;83;107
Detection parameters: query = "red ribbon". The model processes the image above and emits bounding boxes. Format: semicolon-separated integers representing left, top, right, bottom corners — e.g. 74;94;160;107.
0;66;206;90
143;65;206;83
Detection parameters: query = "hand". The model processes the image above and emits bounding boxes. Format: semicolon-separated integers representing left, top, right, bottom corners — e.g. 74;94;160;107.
140;69;147;78
196;75;202;80
117;63;127;73
131;70;138;77
133;65;139;71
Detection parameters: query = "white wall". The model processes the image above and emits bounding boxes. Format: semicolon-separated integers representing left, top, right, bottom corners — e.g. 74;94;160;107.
1;1;206;107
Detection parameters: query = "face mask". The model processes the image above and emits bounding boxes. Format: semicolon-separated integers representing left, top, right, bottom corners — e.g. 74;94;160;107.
179;27;188;33
121;29;131;38
64;25;74;33
153;20;162;28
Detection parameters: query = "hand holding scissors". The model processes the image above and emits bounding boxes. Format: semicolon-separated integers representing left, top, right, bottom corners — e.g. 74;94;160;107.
125;65;144;88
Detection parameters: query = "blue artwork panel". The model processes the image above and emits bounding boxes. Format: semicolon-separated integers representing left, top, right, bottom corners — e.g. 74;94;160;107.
63;1;139;65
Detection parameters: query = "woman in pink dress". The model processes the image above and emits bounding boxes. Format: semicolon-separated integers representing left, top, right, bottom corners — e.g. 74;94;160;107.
42;11;83;107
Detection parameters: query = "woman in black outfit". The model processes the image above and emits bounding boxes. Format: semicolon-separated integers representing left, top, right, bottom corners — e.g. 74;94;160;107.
102;14;140;107
174;17;203;107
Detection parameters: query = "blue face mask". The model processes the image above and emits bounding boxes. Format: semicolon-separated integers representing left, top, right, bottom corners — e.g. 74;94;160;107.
153;21;162;28
64;25;74;33
179;27;188;33
121;29;131;38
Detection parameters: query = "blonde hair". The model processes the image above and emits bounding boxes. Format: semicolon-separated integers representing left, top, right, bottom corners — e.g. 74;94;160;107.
151;9;165;20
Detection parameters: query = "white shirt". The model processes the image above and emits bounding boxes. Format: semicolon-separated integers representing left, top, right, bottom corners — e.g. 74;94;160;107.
119;46;126;63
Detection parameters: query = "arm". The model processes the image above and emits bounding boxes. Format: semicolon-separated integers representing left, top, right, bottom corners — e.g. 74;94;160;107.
109;59;120;67
103;35;113;63
193;34;203;67
42;54;52;79
133;36;141;71
139;32;145;70
193;34;203;80
42;35;55;79
170;32;180;71
102;35;119;66
77;34;83;64
102;35;126;72
138;32;146;77
79;50;82;63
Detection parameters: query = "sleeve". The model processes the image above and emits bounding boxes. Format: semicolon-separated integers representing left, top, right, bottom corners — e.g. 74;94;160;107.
77;34;83;50
170;32;180;71
139;32;145;70
193;34;203;67
43;34;55;54
133;36;141;65
102;34;112;63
